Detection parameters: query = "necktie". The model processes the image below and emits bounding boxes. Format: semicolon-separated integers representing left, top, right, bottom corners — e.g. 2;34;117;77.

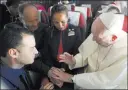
57;32;67;70
57;31;63;61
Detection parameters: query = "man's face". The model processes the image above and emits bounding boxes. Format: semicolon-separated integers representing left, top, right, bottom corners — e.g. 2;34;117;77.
91;18;113;47
8;4;19;16
52;12;68;31
16;34;38;65
23;6;39;31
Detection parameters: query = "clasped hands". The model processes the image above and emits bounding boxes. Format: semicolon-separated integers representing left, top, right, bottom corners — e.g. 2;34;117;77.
47;67;64;88
48;52;76;87
40;52;75;89
49;67;74;84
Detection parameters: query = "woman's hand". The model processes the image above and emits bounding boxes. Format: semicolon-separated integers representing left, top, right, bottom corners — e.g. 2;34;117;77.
40;82;54;89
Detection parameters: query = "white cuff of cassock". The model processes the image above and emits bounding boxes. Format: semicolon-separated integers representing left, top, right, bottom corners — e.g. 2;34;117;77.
69;53;83;70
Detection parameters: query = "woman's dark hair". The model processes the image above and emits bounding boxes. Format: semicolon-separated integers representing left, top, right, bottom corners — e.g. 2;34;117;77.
51;4;68;18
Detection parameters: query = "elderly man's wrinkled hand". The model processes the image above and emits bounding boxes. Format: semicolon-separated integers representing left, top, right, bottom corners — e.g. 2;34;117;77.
59;52;76;66
48;67;64;88
50;77;64;88
48;67;59;78
52;67;73;83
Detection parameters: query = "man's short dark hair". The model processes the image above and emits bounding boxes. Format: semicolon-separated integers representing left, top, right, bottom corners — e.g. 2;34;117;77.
0;23;33;57
18;3;37;17
51;4;68;19
6;0;21;7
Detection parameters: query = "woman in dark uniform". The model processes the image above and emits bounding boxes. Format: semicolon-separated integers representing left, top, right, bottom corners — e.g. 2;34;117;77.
41;4;84;90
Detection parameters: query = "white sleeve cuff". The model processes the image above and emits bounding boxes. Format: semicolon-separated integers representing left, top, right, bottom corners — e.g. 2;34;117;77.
69;53;83;70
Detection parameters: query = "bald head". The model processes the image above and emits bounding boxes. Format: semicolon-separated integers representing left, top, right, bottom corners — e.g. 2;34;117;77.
18;4;38;19
23;5;38;19
18;3;39;31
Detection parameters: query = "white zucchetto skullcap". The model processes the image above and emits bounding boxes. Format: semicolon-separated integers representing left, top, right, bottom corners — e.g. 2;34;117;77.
99;12;124;34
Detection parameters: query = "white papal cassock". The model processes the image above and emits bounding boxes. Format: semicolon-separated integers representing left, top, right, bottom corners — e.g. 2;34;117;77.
69;13;127;89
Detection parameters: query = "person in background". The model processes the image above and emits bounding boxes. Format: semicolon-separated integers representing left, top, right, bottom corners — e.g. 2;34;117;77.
14;3;56;89
0;0;21;31
0;23;54;90
17;3;49;51
58;0;69;4
52;12;127;89
17;3;64;89
5;0;21;17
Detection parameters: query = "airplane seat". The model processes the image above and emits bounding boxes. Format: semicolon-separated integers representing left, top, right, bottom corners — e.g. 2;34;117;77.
108;2;128;33
68;11;87;39
35;4;46;11
71;5;93;39
94;2;121;20
71;5;92;20
93;2;127;33
68;11;86;27
64;4;75;11
39;10;50;25
47;6;53;16
123;15;128;33
35;4;50;25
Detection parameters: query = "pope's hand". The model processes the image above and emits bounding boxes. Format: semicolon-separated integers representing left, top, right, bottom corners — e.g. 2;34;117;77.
59;52;76;66
50;77;63;88
49;67;64;88
52;67;73;83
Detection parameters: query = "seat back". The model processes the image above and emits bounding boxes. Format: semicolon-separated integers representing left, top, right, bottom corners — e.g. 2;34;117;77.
122;16;128;33
40;10;50;25
68;11;86;28
93;2;122;22
71;5;92;20
37;10;49;25
80;4;92;18
71;5;93;38
68;11;87;39
47;6;53;16
35;4;49;25
35;4;46;11
99;3;121;13
64;4;75;11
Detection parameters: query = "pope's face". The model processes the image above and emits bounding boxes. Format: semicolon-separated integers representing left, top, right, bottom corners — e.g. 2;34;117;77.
91;18;113;47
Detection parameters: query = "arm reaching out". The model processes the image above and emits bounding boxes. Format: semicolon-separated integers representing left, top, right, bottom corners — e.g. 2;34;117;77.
59;52;76;66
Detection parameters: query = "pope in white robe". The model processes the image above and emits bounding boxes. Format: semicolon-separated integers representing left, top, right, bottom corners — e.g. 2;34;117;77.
52;12;127;89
